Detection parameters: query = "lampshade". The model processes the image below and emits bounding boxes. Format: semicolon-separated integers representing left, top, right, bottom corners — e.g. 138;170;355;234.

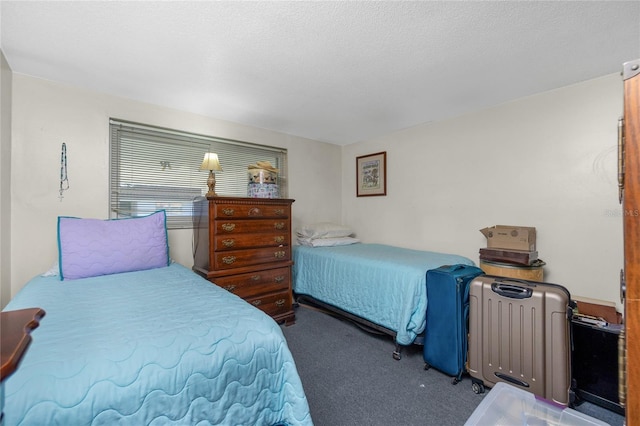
200;153;223;171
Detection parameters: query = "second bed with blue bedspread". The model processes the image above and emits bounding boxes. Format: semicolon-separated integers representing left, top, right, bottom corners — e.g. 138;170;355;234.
292;243;474;346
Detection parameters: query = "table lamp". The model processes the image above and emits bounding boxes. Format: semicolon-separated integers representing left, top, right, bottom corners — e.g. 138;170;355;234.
200;153;223;197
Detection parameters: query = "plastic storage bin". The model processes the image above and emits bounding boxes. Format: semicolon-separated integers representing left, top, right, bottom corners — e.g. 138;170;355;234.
464;382;608;426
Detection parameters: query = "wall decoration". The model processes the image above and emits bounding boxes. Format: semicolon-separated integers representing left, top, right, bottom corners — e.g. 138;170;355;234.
59;142;69;201
356;151;386;197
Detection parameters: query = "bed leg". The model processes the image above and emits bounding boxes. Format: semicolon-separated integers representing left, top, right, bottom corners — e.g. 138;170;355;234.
393;344;402;361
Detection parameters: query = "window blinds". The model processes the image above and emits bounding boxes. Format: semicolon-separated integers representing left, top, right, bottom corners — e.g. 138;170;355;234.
109;119;288;229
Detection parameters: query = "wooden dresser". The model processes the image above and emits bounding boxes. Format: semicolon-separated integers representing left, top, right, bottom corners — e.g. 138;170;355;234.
192;196;296;325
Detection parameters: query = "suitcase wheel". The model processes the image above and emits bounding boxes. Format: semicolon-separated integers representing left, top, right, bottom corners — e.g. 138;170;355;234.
451;377;459;385
471;381;485;394
424;362;430;371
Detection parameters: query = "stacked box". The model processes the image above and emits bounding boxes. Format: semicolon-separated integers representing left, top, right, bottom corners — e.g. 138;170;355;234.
478;248;538;266
480;225;536;252
479;225;538;266
479;225;543;280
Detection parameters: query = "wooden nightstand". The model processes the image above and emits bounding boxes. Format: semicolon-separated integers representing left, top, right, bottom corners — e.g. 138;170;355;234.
193;196;296;325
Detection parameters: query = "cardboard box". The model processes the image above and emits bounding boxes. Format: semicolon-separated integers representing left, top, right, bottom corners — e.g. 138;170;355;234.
480;225;536;251
573;295;622;324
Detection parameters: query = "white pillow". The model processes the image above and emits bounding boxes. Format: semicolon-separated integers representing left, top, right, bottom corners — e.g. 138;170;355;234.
297;237;360;247
42;261;59;277
296;222;353;239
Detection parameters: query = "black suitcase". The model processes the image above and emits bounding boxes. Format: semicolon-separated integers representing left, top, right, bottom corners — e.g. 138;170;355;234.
423;264;483;384
572;319;624;414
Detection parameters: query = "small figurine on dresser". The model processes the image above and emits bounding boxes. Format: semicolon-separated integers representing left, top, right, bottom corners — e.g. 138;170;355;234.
247;161;280;198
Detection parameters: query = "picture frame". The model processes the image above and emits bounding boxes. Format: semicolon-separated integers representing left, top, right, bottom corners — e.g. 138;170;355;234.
356;151;387;197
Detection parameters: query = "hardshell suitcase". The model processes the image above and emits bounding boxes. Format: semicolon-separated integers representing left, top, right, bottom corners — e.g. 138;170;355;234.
423;264;484;384
467;275;574;406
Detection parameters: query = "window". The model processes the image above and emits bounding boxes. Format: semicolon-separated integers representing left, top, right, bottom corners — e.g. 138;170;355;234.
109;119;288;229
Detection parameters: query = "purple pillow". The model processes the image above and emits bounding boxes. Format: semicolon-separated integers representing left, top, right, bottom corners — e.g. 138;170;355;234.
58;211;170;280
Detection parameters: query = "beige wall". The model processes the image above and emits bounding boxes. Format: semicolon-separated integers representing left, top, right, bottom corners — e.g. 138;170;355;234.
1;50;12;309
6;71;627;312
342;73;624;310
8;74;342;297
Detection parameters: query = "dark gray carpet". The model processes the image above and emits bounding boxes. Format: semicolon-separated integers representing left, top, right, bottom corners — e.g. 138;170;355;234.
281;304;625;426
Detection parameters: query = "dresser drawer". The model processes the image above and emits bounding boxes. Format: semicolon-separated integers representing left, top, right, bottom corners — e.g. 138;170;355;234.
214;233;288;251
215;219;289;234
213;267;290;299
213;246;291;270
245;290;292;318
192;197;296;325
214;204;290;219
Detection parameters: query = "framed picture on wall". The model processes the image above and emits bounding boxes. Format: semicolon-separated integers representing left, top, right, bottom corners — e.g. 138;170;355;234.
356;151;387;197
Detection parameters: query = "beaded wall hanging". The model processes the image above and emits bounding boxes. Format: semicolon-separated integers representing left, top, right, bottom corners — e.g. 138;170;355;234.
59;142;69;201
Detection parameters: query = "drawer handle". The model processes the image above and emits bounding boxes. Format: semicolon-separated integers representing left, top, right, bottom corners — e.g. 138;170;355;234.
275;299;286;307
274;209;285;216
222;208;235;216
221;223;236;232
222;256;236;265
274;222;285;230
274;276;285;283
223;284;237;292
274;251;286;258
248;207;261;216
251;275;261;281
274;236;285;244
222;239;235;248
252;300;262;306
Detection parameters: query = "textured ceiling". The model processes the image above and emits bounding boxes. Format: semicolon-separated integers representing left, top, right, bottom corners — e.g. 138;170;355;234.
1;1;639;145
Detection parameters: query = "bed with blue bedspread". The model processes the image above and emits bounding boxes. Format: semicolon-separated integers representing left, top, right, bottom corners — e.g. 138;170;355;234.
3;211;312;426
292;243;474;355
3;264;312;426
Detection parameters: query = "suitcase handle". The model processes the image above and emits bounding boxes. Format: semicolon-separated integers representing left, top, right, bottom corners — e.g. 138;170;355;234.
493;277;536;287
491;283;533;299
439;264;465;272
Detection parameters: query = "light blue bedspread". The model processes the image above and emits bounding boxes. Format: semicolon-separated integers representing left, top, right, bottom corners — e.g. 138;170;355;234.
3;263;312;426
292;243;474;345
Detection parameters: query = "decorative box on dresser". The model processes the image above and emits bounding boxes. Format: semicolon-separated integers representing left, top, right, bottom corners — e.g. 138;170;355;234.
193;196;296;325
